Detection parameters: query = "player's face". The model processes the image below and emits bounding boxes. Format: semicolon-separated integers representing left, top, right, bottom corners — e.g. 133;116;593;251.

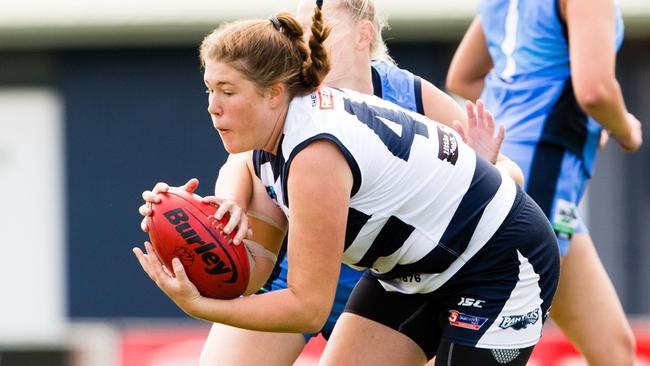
296;0;357;86
203;60;275;154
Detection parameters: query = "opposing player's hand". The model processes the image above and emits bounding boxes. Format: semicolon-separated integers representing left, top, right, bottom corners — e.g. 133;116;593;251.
615;113;643;152
458;99;505;164
202;196;253;245
139;178;200;232
133;241;202;313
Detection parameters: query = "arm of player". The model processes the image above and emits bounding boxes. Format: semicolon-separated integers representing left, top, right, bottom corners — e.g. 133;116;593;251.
452;100;525;187
211;152;255;214
208;151;287;295
565;0;642;152
163;140;351;333
446;16;493;101
420;78;468;133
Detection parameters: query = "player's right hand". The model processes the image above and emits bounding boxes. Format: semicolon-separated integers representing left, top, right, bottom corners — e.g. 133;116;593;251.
139;178;200;232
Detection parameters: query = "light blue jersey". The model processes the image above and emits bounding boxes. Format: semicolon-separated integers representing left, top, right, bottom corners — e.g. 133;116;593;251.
263;60;426;340
479;0;623;173
371;60;424;115
479;0;624;254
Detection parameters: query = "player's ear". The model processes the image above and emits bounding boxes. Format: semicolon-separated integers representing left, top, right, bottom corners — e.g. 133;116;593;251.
264;82;287;108
356;20;374;51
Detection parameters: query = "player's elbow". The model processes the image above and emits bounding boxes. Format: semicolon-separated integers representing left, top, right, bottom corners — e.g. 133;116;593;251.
296;300;331;333
303;309;330;333
575;88;607;113
445;72;463;96
301;319;326;334
573;78;618;114
446;72;480;101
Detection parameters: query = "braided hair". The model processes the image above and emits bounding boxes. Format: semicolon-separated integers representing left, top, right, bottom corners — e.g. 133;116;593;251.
200;5;331;96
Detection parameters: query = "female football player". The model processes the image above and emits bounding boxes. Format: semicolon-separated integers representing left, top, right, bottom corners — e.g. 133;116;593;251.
134;5;559;365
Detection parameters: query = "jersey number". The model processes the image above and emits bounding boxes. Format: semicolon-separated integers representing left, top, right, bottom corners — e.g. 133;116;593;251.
343;98;429;161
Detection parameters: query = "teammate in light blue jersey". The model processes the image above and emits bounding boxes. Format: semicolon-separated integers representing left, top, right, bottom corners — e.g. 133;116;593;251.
447;0;642;364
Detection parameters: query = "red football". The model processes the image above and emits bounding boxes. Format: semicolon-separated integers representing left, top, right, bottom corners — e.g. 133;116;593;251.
147;189;250;299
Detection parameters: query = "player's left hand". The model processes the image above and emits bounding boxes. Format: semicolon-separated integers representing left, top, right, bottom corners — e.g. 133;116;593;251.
453;99;505;164
133;241;202;313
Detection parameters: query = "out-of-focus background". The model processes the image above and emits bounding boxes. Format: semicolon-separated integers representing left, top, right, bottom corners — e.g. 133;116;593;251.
0;1;649;365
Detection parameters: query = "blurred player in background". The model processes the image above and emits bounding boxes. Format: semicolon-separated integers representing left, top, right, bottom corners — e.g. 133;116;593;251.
135;4;559;365
200;1;522;365
446;0;642;364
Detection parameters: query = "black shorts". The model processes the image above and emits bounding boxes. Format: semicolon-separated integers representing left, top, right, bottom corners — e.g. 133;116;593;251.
344;190;560;360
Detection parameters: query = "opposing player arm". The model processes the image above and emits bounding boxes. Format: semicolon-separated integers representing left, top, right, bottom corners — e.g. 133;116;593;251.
564;0;642;152
446;16;493;101
180;140;351;333
213;151;287;295
420;78;468;132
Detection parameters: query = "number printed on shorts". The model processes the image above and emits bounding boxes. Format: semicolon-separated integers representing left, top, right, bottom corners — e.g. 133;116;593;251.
402;274;421;283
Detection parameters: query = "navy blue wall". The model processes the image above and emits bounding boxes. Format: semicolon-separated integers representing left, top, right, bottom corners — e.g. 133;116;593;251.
60;48;228;317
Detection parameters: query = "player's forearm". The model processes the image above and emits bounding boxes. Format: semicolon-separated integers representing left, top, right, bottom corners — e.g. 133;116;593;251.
447;79;485;102
242;255;276;296
446;60;486;101
446;17;491;102
214;153;254;209
421;80;468;131
187;287;329;333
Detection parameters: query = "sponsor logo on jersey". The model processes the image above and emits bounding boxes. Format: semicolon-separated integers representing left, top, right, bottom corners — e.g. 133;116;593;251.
457;297;485;308
318;88;334;110
499;309;540;330
448;310;488;330
436;126;459;165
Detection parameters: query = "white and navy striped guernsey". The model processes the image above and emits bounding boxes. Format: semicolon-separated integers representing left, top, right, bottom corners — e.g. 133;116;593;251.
253;87;518;294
